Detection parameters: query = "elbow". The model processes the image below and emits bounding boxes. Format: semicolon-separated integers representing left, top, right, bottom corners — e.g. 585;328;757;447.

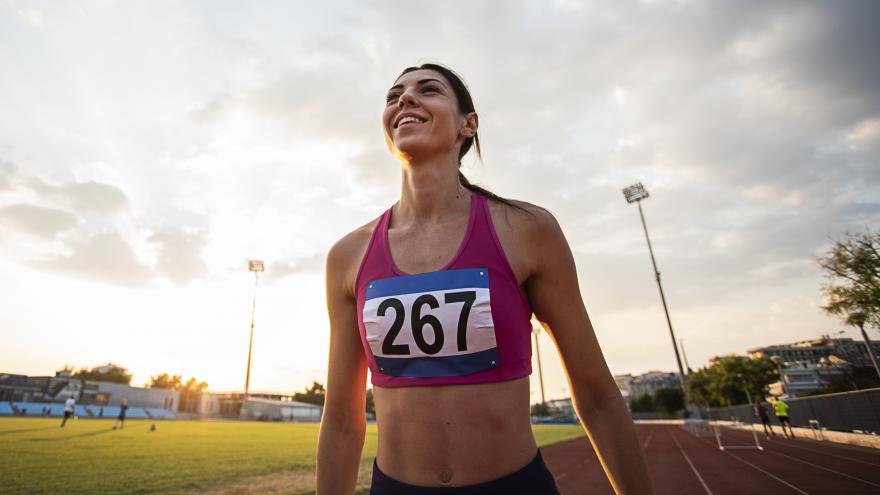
320;408;367;436
571;379;624;416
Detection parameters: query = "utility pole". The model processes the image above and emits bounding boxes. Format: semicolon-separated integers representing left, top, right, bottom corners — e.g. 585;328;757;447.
849;312;880;380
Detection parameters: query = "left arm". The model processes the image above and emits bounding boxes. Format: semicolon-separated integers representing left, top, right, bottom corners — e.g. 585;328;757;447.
523;208;654;495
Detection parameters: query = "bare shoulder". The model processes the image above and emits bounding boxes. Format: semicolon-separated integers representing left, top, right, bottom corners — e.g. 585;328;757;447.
327;217;381;296
487;197;563;239
486;197;567;283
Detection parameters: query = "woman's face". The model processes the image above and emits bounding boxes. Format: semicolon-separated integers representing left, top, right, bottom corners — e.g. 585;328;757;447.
382;69;468;160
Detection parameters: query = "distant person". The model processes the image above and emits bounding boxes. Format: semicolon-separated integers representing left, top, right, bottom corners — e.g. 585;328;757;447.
773;399;794;438
113;400;129;430
61;396;75;427
754;401;774;437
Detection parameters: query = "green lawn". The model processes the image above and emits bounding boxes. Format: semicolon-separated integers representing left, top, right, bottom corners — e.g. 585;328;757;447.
0;417;585;494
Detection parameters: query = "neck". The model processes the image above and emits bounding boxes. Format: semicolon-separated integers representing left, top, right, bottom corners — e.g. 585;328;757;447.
396;154;470;225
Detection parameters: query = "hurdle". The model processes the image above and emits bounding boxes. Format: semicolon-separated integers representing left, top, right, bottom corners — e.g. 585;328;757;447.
681;418;714;438
808;419;826;441
713;418;764;452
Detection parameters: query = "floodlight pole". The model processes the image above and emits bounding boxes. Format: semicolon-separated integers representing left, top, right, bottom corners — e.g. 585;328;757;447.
244;260;264;401
532;321;546;405
624;184;687;391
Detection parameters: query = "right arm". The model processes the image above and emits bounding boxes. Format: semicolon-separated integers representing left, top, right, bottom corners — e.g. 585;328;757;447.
316;235;370;494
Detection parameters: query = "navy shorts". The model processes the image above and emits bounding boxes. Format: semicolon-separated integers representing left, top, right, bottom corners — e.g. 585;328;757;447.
370;450;561;495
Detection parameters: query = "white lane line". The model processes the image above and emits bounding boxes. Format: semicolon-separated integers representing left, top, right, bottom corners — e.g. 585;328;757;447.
693;435;811;495
643;430;655;450
555;471;569;482
767;450;880;489
669;429;714;495
724;428;880;468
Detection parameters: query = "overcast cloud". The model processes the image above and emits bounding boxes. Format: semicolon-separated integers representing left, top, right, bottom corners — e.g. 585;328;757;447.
0;0;877;393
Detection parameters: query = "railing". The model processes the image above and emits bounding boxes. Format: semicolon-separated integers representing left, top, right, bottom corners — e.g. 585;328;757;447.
704;387;880;433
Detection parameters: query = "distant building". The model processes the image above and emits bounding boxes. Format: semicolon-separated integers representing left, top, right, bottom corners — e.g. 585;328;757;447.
748;336;880;398
202;392;322;422
241;397;322;422
747;337;880;368
615;371;680;400
1;370;83;403
764;359;845;398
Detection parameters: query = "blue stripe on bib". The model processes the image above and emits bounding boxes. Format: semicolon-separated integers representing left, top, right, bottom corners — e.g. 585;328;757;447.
374;347;500;378
365;267;489;300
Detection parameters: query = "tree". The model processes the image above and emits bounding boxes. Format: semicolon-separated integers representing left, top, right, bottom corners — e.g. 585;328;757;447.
294;381;326;407
686;356;778;407
365;388;375;416
819;230;880;330
654;387;685;415
628;394;656;413
530;402;552;417
148;373;183;389
74;363;132;385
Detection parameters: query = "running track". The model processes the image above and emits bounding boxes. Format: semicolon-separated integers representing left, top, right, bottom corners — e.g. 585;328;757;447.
541;423;880;494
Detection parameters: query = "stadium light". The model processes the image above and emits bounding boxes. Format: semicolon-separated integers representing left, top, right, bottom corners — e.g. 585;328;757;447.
244;260;265;403
532;319;546;405
622;182;687;392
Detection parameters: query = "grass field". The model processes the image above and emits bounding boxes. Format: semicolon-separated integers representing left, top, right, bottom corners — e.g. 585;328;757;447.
0;417;586;494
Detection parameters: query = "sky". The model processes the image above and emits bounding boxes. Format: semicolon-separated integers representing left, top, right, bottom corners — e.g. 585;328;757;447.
1;0;878;401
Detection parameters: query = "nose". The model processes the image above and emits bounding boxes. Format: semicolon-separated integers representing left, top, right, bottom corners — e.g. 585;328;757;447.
397;88;418;109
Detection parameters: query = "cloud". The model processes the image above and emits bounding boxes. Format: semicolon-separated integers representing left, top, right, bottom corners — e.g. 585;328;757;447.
0;204;77;239
149;227;209;286
29;179;128;216
28;231;154;288
266;253;325;282
16;7;45;28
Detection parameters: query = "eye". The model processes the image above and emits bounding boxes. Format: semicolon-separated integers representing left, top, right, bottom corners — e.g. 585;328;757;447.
421;85;439;94
386;93;400;103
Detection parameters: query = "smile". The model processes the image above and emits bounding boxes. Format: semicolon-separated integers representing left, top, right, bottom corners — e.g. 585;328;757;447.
396;115;426;128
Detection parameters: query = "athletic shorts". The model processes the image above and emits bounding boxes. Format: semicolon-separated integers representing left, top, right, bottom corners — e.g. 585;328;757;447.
63;411;72;419
778;415;790;424
370;450;561;495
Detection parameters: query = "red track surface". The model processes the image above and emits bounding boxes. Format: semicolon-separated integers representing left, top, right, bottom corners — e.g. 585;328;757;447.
541;424;880;494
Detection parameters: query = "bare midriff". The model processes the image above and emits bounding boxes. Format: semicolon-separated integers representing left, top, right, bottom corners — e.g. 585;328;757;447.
373;376;537;487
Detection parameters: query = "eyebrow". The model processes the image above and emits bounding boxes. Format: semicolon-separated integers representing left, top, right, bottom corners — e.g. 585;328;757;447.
387;78;448;93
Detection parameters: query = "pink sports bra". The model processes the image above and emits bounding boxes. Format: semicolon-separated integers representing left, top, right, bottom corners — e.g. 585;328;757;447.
355;193;533;387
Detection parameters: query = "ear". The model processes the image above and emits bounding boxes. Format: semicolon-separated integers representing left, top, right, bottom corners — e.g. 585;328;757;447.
460;112;479;138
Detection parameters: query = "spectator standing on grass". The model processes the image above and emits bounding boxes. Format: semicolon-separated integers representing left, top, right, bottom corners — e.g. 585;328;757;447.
317;63;653;494
754;401;774;437
60;396;75;427
773;399;794;438
113;399;129;430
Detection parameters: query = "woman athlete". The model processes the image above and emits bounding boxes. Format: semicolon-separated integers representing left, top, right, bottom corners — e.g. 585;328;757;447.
316;63;653;494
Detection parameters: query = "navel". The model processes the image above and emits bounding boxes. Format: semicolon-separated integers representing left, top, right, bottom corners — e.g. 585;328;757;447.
438;465;454;486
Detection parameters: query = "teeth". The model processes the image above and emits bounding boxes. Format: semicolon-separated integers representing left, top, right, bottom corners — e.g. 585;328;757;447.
398;116;424;127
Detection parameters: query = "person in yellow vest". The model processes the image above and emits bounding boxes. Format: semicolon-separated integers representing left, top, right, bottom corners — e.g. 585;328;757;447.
773;399;794;438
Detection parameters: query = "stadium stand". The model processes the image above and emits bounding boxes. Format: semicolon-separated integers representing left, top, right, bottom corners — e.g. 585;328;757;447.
13;402;46;415
101;406;120;417
47;404;65;416
146;408;176;419
126;408;148;419
0;402;13;414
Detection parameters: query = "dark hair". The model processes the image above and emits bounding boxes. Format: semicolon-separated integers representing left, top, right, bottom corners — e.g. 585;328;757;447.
396;63;522;209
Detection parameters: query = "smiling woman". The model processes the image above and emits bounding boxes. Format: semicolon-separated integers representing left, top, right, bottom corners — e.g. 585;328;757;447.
316;63;654;494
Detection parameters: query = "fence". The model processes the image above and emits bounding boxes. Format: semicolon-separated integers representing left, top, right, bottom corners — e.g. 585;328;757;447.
705;387;880;433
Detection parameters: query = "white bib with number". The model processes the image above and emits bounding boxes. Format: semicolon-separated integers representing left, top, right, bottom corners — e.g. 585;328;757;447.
362;267;499;378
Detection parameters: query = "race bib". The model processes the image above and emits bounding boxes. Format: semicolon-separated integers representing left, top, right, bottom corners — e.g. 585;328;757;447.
363;268;499;378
